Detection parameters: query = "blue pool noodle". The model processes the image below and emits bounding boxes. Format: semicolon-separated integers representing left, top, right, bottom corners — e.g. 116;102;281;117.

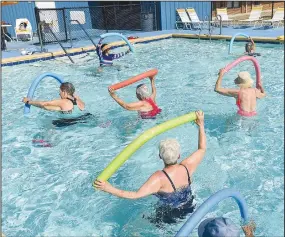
229;33;250;54
24;73;64;114
100;33;134;52
175;188;249;237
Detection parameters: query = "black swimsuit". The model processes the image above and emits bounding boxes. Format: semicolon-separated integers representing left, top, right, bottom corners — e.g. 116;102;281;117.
149;164;195;225
154;164;192;207
248;52;261;57
52;113;94;127
61;97;77;114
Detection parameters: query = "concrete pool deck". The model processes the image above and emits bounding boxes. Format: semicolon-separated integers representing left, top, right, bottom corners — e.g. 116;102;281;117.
1;26;284;67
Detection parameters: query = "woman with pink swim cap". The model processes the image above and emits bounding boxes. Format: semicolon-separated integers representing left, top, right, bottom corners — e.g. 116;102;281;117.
214;69;266;117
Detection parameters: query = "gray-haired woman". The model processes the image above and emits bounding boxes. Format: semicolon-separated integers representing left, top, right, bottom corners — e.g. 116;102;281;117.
108;75;161;119
95;111;206;221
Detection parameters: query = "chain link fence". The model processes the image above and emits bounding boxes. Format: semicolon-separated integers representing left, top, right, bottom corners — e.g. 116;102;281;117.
35;3;157;45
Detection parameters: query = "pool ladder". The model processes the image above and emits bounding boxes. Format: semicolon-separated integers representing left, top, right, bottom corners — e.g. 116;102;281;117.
38;21;97;64
198;16;215;43
198;15;223;43
68;20;97;49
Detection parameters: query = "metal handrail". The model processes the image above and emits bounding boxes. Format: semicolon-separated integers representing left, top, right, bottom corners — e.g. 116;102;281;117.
198;27;203;42
67;20;73;48
69;20;97;48
42;23;74;63
208;15;214;40
37;22;45;52
198;15;213;42
198;16;206;42
217;14;222;35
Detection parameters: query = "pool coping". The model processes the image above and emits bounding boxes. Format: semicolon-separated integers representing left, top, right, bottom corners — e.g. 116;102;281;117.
1;33;283;67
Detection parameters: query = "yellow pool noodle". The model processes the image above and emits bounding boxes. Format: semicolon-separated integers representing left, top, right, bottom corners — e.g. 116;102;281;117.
95;111;198;182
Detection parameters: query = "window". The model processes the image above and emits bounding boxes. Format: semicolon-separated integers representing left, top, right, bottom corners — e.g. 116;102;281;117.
227;1;240;8
233;1;240;8
70;11;86;24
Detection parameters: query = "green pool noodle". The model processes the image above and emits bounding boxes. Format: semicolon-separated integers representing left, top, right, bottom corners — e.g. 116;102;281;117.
95;111;198;182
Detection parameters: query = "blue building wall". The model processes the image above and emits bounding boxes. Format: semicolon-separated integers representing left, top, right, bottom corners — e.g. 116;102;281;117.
1;2;36;37
159;1;211;30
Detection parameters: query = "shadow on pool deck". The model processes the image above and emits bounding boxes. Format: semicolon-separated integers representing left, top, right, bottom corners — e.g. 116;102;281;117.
2;26;284;60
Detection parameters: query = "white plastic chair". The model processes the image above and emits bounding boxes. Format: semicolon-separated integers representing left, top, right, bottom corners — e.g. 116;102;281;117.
238;5;263;27
175;9;191;30
262;7;284;28
186;8;210;30
15;18;33;41
216;8;235;26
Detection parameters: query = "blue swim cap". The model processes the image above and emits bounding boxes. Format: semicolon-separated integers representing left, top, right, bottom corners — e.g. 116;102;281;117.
198;217;240;237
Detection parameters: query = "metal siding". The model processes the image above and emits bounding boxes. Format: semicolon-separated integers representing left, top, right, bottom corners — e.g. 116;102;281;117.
1;2;36;37
160;2;165;30
159;1;211;30
170;2;175;29
55;1;90;9
55;2;92;31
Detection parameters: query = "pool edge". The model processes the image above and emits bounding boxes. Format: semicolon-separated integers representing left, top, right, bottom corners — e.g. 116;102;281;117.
1;33;283;67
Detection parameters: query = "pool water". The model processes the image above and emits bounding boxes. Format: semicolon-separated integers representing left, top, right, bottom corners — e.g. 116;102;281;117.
2;38;284;236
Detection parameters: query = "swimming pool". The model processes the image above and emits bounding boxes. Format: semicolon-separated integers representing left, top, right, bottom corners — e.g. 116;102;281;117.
2;38;284;236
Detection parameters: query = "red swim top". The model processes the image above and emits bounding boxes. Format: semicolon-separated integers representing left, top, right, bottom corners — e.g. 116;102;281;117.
236;91;257;117
139;98;162;119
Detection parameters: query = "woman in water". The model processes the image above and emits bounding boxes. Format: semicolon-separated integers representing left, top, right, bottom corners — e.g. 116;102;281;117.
96;38;130;72
108;75;161;119
94;111;206;222
214;69;266;117
22;82;85;113
23;83;109;129
245;37;260;56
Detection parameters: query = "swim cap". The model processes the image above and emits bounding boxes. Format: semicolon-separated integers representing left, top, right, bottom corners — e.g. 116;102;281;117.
198;217;240;237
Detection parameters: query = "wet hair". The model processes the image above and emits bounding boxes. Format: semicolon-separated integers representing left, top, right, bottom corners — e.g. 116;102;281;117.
245;42;253;53
60;82;75;96
136;84;149;100
102;44;109;53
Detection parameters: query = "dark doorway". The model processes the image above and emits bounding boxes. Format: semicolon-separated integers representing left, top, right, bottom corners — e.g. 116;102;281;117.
98;1;142;30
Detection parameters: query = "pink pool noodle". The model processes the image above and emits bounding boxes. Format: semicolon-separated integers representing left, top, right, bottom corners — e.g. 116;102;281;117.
223;56;262;89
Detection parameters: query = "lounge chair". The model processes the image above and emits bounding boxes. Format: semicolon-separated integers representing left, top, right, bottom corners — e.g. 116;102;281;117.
215;8;235;26
15;18;33;41
262;7;284;28
175;9;191;30
238;5;263;27
186;8;210;30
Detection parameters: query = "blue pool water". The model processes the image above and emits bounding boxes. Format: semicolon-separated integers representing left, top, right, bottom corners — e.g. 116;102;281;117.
2;38;284;236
